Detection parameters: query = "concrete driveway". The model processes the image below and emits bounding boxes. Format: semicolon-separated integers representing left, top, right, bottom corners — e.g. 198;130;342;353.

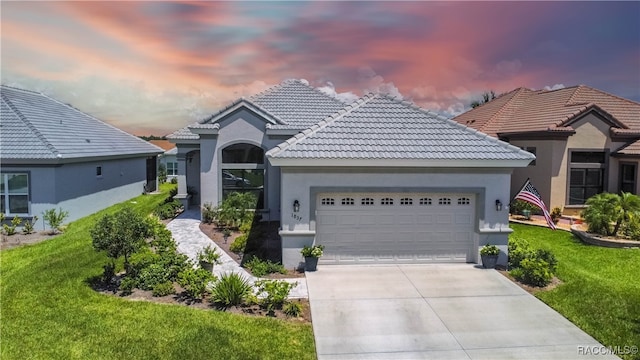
306;264;616;359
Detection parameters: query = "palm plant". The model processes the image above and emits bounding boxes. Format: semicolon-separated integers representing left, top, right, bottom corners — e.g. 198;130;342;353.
612;192;640;236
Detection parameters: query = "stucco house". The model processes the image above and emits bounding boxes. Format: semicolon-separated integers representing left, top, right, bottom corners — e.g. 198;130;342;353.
453;85;640;216
149;140;178;181
0;85;163;223
168;79;534;268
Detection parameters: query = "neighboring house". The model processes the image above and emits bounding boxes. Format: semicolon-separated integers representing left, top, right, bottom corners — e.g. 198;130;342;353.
149;140;178;180
168;79;533;268
453;85;640;216
0;85;163;223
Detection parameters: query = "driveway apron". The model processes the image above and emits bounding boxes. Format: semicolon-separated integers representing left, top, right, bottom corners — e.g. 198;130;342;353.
306;264;617;360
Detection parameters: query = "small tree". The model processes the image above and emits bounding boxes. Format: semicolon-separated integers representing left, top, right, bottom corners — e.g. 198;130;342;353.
90;207;151;273
42;208;69;235
470;90;496;108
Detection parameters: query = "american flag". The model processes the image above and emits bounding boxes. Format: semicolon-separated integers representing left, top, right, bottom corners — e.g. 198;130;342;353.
514;179;556;230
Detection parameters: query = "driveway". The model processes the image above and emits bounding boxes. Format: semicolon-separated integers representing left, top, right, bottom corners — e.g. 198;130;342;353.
306;264;617;359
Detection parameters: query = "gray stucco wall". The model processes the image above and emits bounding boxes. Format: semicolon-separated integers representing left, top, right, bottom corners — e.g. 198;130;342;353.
2;156;149;224
197;109;284;219
277;167;514;268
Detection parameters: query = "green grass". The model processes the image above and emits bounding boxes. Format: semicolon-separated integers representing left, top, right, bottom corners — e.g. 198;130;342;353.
0;183;315;360
511;223;640;357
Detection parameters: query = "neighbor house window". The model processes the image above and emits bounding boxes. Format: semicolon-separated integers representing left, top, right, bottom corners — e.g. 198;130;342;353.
166;162;178;176
521;146;537;166
0;173;30;215
96;166;102;177
221;143;264;208
568;150;606;205
619;163;637;194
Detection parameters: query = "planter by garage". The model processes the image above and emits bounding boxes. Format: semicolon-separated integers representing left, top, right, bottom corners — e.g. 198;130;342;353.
480;254;499;269
304;256;319;271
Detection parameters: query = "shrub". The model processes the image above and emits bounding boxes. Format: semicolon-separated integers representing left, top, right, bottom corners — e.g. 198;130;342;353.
170;177;178;184
137;263;170;290
621;212;640;240
211;273;253;307
154;199;182;220
513;257;553;287
480;244;500;256
42;208;69;235
102;262;116;284
508;237;533;269
91;207;152;273
550;207;562;224
197;245;221;265
119;277;137;295
217;192;257;228
254;280;296;314
244;256;287;277
158;163;167;184
229;234;248;254
534;248;557;273
22;215;37;235
510;199;538;215
580;192;640;236
178;268;215;299
3;215;22;236
152;281;176;297
169;186;178;198
283;301;303;318
202;203;217;224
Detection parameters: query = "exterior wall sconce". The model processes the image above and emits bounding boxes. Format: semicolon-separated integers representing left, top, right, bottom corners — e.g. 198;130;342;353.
293;200;300;213
495;199;503;211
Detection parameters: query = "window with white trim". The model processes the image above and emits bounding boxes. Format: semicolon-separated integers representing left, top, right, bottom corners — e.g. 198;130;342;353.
380;198;394;205
341;198;354;205
0;173;29;215
221;143;264;207
321;198;335;205
419;198;432;205
166;162;178;176
438;197;451;205
457;197;470;205
400;197;413;205
361;198;374;205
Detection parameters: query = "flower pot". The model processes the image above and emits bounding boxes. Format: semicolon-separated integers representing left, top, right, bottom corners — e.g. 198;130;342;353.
304;256;319;272
200;261;214;273
481;254;499;269
522;209;531;220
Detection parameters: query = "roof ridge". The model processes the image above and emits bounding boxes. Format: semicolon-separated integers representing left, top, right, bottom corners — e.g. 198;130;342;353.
266;93;378;157
0;89;61;158
38;91;164;152
484;87;531;132
250;78;347;105
572;84;640;106
0;84;41;95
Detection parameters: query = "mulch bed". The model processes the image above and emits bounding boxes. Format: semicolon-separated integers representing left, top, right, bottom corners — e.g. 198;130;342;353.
496;267;562;295
1;231;59;250
199;221;305;278
93;278;311;323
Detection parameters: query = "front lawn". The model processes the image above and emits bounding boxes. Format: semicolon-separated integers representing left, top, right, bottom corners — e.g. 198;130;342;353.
0;183;315;360
511;223;640;357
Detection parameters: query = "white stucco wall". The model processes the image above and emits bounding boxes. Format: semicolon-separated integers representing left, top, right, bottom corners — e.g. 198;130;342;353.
277;167;513;268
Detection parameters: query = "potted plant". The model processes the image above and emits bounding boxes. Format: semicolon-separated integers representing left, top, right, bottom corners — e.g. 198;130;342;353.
301;244;324;271
480;244;500;269
197;245;221;273
550;207;562;224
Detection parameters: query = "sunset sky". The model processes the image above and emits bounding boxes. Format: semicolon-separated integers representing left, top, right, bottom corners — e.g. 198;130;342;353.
2;1;639;136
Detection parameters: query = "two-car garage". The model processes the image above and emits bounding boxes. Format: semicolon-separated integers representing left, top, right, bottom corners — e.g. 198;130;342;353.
315;192;476;264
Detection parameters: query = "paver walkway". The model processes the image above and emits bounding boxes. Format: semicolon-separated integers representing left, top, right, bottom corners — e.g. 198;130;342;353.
166;209;308;298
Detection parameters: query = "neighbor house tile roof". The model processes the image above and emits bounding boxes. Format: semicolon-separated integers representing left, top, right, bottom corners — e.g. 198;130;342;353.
167;79;345;140
614;140;640;156
452;85;640;137
267;94;534;162
1;85;163;162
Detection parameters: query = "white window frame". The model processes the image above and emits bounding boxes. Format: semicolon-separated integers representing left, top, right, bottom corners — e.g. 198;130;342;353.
1;172;30;215
166;162;178;176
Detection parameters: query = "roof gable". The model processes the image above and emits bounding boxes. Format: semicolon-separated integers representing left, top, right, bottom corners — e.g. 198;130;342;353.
168;79;346;140
453;85;640;137
267;94;534;167
0;85;162;163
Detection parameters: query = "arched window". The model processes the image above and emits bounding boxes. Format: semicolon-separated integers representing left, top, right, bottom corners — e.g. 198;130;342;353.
221;143;265;207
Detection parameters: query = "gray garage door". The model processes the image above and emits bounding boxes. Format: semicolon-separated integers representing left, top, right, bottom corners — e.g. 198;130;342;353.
316;193;475;264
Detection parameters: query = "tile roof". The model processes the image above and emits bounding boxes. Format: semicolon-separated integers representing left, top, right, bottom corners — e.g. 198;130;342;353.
614;140;640;156
1;85;163;162
267;94;534;162
167;79;345;140
452;85;640;137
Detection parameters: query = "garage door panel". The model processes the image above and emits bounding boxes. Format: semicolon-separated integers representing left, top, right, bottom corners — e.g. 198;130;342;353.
317;193;475;264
